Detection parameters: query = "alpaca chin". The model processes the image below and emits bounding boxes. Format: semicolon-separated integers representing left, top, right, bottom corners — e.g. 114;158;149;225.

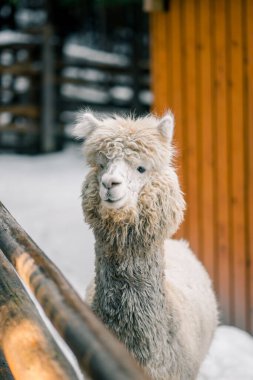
101;194;138;210
99;202;137;225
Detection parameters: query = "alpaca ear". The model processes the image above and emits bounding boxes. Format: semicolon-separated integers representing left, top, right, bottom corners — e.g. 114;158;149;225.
157;111;174;143
73;111;101;139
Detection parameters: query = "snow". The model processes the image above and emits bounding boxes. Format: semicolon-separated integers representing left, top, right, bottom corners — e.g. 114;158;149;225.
61;83;109;104
62;67;108;83
110;86;133;102
198;326;253;380
139;89;153;106
64;43;130;67
1;144;253;379
61;83;136;104
15;8;47;29
0;144;95;295
0;30;39;47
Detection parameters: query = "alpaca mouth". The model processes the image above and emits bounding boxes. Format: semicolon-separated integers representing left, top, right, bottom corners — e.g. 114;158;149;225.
106;197;123;203
104;195;125;205
106;199;116;203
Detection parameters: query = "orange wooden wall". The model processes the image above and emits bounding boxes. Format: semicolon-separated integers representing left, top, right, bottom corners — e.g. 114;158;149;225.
150;0;253;332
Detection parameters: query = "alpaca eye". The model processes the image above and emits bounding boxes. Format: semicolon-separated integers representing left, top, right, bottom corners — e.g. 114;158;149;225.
99;164;105;170
137;166;146;174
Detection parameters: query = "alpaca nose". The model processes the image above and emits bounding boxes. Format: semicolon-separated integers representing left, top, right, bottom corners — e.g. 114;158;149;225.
102;176;122;190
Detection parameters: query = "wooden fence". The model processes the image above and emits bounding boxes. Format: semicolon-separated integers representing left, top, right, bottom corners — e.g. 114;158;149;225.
0;202;148;380
0;23;150;153
149;0;253;333
56;42;150;139
0;26;60;153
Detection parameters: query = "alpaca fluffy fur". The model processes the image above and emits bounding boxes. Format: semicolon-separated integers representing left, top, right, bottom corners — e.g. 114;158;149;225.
76;112;218;380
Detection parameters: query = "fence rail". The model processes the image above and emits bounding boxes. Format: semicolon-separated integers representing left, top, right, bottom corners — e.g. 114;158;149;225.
0;248;78;380
0;348;14;380
0;201;148;380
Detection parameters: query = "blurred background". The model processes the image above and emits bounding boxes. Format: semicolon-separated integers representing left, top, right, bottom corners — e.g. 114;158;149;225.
1;1;253;377
0;0;151;153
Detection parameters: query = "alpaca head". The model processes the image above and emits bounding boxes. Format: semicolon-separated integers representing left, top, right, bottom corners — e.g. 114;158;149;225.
74;111;185;243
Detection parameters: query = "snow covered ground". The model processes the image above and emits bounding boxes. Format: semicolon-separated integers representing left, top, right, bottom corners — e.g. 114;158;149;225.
1;143;253;379
0;144;94;295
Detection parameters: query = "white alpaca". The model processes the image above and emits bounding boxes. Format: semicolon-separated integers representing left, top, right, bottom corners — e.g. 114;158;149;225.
74;111;218;380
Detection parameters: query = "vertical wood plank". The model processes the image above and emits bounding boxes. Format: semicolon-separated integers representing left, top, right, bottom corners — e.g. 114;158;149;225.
228;0;247;329
41;25;56;152
150;14;159;111
0;349;14;380
165;7;173;108
170;0;187;239
150;12;170;114
182;0;200;255
198;0;215;279
194;0;203;263
213;0;231;324
245;0;253;334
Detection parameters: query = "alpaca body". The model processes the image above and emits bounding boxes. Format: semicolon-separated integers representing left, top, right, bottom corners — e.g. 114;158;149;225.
86;238;217;380
75;111;218;380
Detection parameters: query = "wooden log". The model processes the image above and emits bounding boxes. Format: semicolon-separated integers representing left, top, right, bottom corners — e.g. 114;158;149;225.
0;249;79;380
0;202;148;380
0;349;14;380
0;63;40;76
0;105;40;119
0;124;39;134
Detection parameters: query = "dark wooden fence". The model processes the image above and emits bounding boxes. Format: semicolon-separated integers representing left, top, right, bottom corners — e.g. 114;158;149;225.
56;41;151;140
0;26;60;153
0;201;149;380
0;22;150;153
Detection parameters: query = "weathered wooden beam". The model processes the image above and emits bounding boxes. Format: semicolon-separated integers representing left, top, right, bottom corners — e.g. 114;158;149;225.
0;202;148;380
0;249;79;380
0;124;39;134
41;25;57;152
0;105;40;119
0;63;40;75
0;349;14;380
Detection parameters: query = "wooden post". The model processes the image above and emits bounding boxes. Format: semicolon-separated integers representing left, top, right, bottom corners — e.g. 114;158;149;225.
0;249;78;380
41;25;57;152
0;349;14;380
0;202;148;380
143;0;167;12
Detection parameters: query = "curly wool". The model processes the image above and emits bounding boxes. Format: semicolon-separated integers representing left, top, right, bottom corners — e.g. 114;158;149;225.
83;114;175;170
82;167;185;257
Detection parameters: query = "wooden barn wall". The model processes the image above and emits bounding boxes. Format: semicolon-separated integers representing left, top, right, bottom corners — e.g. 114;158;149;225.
150;0;253;333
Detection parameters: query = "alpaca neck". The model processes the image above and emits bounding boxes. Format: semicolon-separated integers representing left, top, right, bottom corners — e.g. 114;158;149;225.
92;237;175;366
93;238;165;292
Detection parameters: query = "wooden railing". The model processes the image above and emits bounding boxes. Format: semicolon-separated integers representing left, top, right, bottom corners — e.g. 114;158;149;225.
0;202;148;380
